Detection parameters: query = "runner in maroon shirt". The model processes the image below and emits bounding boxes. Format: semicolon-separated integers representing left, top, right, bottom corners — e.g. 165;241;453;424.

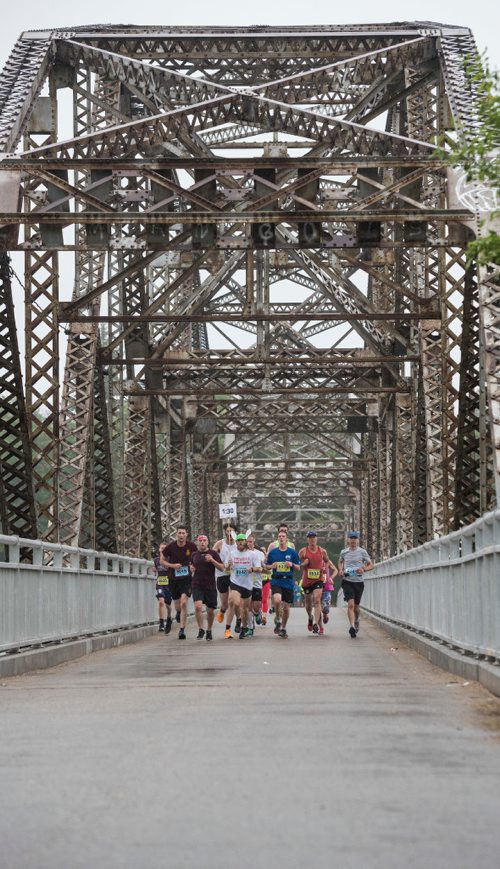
190;535;224;641
161;526;197;640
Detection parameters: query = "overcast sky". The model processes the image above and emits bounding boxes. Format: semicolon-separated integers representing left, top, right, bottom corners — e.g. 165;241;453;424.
1;0;499;71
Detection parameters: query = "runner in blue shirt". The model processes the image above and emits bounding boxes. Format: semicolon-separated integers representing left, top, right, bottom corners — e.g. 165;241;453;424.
265;530;301;639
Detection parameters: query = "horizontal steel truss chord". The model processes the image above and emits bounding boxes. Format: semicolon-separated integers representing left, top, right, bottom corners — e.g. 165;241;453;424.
244;505;350;512
63;313;434;324
0;157;443;170
225;462;368;469
96;356;417;368
2;240;461;253
128;386;409;396
0;209;469;225
93;348;418;361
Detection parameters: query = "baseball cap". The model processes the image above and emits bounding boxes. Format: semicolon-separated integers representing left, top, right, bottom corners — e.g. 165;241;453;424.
235;533;247;541
306;530;317;537
348;530;360;538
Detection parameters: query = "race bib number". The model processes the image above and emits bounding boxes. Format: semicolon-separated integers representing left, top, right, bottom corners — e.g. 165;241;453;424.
235;566;248;578
306;569;321;580
276;561;290;573
175;565;189;577
157;578;169;585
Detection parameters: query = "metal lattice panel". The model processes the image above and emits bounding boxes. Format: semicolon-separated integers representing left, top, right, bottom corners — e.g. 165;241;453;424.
0;254;37;537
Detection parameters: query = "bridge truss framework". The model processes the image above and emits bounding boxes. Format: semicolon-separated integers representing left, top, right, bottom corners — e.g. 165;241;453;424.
0;22;497;557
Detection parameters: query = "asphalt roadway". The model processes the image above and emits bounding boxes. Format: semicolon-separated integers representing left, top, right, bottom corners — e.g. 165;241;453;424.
1;608;500;869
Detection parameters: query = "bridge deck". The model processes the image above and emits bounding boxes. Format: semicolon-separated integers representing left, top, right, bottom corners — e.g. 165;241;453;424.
2;609;500;869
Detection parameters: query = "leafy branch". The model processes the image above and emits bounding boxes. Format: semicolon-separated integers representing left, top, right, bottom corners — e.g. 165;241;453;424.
439;56;499;266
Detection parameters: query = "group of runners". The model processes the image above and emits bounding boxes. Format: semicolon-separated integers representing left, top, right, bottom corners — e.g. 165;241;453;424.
153;523;374;641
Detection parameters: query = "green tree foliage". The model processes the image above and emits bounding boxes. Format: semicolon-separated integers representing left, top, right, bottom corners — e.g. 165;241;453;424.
444;58;500;266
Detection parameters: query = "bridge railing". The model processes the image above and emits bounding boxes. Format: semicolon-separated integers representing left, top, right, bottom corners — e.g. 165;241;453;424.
0;535;156;654
361;509;500;662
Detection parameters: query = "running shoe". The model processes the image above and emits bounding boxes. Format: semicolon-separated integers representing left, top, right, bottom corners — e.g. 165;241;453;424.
224;629;233;639
312;623;319;634
216;611;225;623
178;628;186;640
158;620;165;631
255;613;262;625
322;612;329;624
279;628;288;639
164;617;172;634
175;611;181;623
354;619;360;633
349;626;357;638
261;615;267;626
206;630;213;642
239;628;246;639
307;617;313;632
244;628;254;637
197;628;205;640
273;621;281;635
234;619;241;634
319;626;325;635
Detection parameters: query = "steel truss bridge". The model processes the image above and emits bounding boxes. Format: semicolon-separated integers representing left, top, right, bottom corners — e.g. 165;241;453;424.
0;21;498;560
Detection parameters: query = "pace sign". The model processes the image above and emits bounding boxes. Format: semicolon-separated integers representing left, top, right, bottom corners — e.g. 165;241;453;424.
218;502;237;519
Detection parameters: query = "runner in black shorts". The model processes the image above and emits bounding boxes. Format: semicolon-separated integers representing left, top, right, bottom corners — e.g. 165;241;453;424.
299;531;331;635
213;523;237;625
161;526;197;639
265;530;301;639
338;531;374;638
154;551;173;634
224;534;256;639
190;535;224;641
246;535;267;631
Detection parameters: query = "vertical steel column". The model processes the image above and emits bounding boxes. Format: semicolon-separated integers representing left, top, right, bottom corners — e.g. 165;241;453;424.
59;70;117;546
454;262;483;526
478;264;500;504
0;253;37;537
122;390;150;557
23;79;59;540
395;393;415;550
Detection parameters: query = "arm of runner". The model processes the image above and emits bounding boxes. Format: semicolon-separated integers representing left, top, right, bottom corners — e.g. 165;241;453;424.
205;553;225;571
